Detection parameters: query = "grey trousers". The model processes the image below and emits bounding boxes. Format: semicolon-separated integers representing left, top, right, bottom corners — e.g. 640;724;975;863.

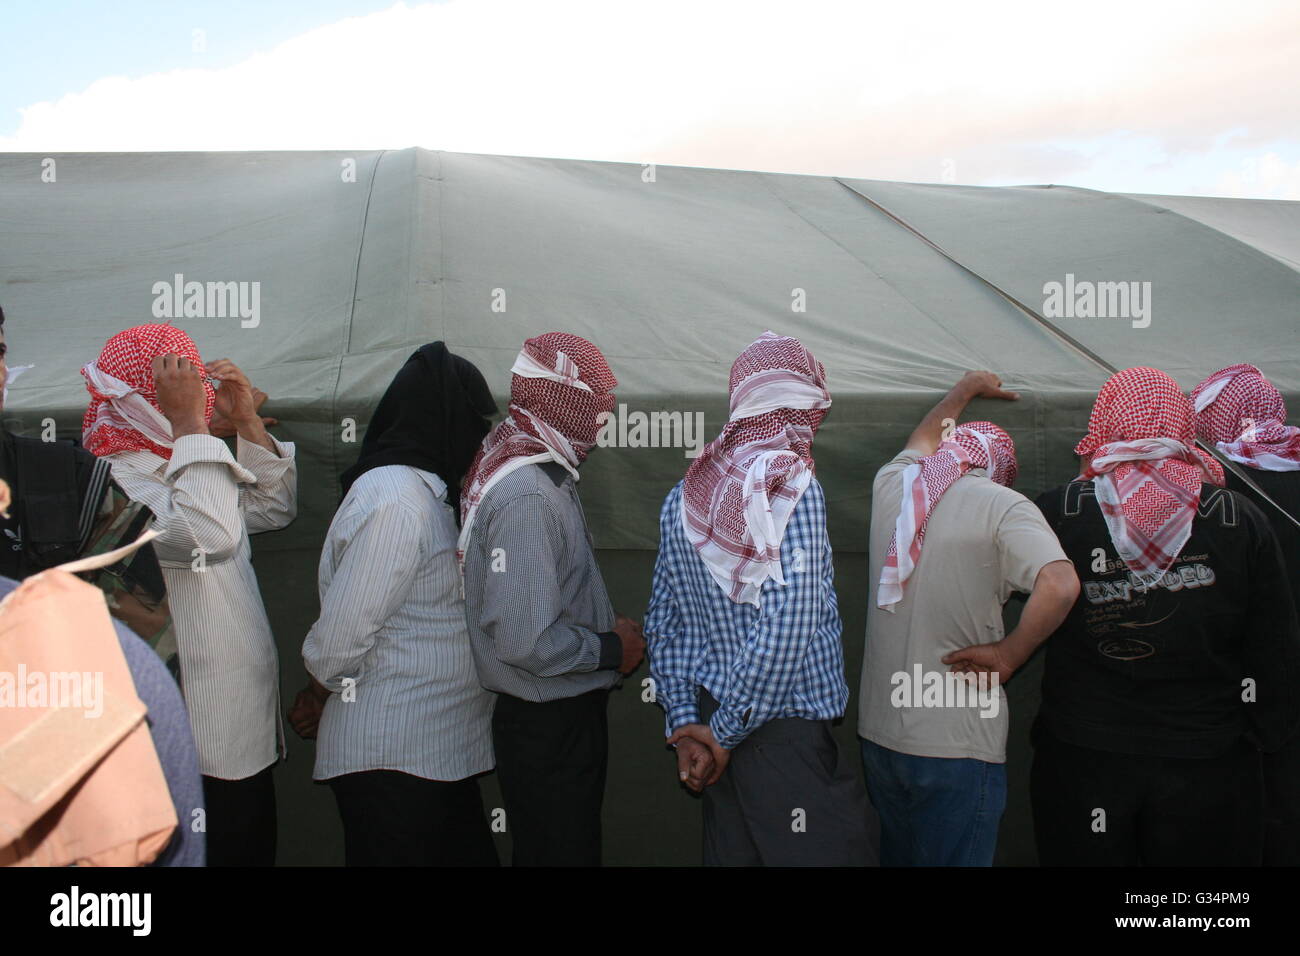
700;692;877;866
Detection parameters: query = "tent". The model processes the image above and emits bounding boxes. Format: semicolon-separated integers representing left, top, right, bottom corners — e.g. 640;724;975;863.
2;148;1297;864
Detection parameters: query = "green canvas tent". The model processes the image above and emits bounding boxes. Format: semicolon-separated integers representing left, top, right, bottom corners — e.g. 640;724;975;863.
2;148;1296;864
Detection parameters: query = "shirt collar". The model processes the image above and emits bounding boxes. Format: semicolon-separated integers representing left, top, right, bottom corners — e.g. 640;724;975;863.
412;468;448;500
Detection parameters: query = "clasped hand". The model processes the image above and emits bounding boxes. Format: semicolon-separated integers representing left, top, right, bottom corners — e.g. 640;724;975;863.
667;722;730;793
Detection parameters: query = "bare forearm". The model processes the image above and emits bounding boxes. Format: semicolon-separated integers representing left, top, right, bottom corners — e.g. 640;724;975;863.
170;415;209;439
905;372;1019;456
1001;563;1079;668
906;380;980;456
235;414;277;453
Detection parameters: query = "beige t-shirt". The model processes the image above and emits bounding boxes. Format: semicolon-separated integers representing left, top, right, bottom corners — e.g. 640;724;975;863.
858;449;1067;763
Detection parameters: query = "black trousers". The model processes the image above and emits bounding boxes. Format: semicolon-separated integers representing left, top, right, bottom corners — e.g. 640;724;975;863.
491;688;609;867
1031;731;1263;866
328;770;498;867
1263;730;1300;866
201;762;277;867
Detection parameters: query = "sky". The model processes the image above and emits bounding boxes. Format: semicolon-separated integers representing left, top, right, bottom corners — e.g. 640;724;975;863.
3;0;1298;198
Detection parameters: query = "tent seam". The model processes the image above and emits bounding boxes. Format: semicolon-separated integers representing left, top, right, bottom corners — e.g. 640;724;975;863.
835;179;1300;529
330;148;388;496
758;173;1000;368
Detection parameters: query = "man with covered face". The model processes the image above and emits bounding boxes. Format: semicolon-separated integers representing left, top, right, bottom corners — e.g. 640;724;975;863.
1193;363;1300;865
863;371;1078;867
1031;366;1300;866
645;331;871;866
81;323;297;867
459;331;645;867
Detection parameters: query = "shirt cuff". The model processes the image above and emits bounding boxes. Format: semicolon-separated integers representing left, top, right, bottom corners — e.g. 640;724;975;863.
664;700;701;736
597;631;623;670
165;433;256;483
236;433;296;477
709;706;749;751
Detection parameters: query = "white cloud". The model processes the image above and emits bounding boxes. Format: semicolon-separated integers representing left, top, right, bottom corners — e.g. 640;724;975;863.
4;0;1298;197
1214;152;1300;200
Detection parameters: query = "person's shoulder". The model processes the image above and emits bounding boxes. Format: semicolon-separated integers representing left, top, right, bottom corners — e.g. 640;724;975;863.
8;432;94;463
989;489;1063;539
352;463;438;498
488;461;556;498
70;441;99;466
872;449;922;489
802;475;827;507
661;480;684;513
784;478;827;540
103;446;163;483
656;482;686;545
968;476;1034;509
479;463;563;523
1207;484;1253;507
1192;487;1286;568
8;435;112;501
1200;484;1270;535
345;466;434;522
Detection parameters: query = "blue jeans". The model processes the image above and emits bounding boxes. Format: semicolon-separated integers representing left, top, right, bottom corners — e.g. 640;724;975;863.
859;738;1006;866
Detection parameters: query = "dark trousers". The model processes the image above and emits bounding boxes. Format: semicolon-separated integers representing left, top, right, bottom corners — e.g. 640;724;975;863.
1263;731;1300;866
201;762;277;867
491;688;608;867
700;692;874;866
1031;731;1263;866
328;769;498;867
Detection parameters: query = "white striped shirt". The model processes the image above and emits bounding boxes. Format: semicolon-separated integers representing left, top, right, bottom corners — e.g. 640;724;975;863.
107;433;297;781
303;465;494;782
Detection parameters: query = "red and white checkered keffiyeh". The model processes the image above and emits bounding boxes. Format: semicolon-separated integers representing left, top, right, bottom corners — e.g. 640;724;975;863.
1192;364;1300;472
1077;367;1225;589
457;332;616;560
877;421;1018;611
81;324;215;460
682;332;832;606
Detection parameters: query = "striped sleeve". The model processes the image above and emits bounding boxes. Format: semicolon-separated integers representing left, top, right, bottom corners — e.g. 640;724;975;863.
145;434;255;564
303;498;425;690
235;435;298;534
